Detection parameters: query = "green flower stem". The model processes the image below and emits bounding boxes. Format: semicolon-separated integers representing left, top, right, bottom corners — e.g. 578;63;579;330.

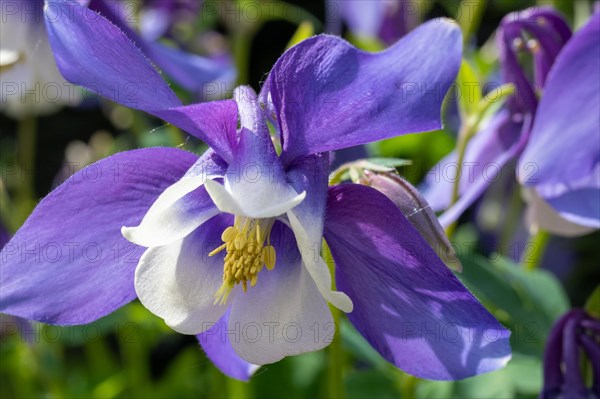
227;376;253;398
233;31;252;86
446;84;515;238
327;305;345;399
323;241;345;399
457;0;486;45
498;186;524;256
522;229;550;271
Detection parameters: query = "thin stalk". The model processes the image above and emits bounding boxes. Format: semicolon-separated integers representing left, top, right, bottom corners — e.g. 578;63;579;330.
227;377;252;399
497;185;523;256
445;84;515;238
232;31;252;86
522;229;550;270
327;305;344;399
323;241;345;399
457;0;487;45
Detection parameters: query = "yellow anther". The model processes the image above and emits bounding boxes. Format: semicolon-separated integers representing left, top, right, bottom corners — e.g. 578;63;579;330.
262;245;276;270
221;226;238;242
211;216;277;304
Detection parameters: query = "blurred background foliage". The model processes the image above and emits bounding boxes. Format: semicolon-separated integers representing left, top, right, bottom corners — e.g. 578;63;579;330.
1;0;599;398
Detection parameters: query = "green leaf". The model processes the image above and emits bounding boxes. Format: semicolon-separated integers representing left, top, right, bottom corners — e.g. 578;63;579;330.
584;285;600;318
456;60;482;117
457;252;570;356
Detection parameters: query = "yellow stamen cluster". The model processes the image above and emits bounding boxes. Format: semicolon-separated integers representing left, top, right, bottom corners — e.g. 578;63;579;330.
210;217;276;305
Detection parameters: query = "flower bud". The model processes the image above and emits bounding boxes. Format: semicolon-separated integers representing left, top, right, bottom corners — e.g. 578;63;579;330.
361;171;462;272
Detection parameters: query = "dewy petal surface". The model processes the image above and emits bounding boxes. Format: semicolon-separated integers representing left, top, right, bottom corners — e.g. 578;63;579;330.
266;20;462;164
123;150;226;248
134;214;233;335
229;222;333;365
324;184;512;380
44;0;238;162
0;148;197;324
197;310;259;381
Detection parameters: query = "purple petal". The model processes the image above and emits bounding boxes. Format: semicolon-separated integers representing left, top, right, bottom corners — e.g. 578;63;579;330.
561;312;588;397
340;0;387;38
518;12;600;226
44;0;238;162
534;186;600;230
197;310;258;381
422;110;525;226
44;0;181;109
324;184;511;380
0;148;198;324
143;42;236;98
87;0;233;95
266;20;462;164
498;8;571;114
541;310;580;398
203;87;306;219
155;101;239;164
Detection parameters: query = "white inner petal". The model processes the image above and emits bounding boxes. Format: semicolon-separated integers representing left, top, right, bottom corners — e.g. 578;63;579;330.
122;175;219;247
205;178;306;219
523;187;596;237
287;211;354;313
229;257;333;365
134;238;230;335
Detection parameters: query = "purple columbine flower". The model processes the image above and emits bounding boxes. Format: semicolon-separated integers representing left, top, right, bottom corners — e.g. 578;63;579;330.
0;0;511;381
541;309;600;399
0;0;233;118
423;8;600;236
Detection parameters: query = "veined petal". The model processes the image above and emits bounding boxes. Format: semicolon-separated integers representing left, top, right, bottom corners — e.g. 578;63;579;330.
286;154;353;313
0;148;197;324
44;0;238;162
229;222;333;364
134;214;233;335
324;184;511;380
197;310;259;381
266;20;462;164
518;12;600;224
122;150;225;248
